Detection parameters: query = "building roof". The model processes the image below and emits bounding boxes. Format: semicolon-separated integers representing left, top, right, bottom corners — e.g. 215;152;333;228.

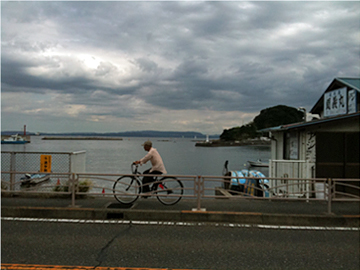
259;112;360;133
336;77;360;91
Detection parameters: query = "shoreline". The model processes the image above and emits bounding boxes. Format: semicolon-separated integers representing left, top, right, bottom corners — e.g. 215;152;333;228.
42;136;123;141
195;139;270;147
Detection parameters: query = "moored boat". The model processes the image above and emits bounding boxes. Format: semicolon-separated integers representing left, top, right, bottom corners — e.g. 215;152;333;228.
1;134;30;144
20;173;50;187
222;160;270;197
247;159;269;167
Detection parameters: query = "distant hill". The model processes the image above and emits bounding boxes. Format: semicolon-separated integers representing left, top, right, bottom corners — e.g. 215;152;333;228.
112;130;209;138
220;105;303;141
253;105;303;130
1;130;219;139
1;131;37;136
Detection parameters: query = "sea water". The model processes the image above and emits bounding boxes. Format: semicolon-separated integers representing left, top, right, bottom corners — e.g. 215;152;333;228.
1;136;270;176
2;136;270;193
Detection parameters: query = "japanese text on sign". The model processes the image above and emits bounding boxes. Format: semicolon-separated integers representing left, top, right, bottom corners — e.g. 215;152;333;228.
40;155;52;173
324;87;347;117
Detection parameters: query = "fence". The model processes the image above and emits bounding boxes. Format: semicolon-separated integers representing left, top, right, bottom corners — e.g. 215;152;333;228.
1;168;359;214
1;151;86;191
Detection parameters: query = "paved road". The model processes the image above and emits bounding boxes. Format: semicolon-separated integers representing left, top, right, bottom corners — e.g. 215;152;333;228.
2;219;359;270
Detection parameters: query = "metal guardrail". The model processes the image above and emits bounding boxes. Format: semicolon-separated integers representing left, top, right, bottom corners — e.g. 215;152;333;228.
1;170;359;214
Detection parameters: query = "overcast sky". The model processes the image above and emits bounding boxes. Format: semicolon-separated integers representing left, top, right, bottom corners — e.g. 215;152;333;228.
1;1;359;134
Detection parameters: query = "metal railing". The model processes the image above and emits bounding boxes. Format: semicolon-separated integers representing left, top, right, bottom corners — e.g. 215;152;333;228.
1;170;359;215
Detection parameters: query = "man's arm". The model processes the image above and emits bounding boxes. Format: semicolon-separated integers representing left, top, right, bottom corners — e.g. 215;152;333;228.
134;151;152;165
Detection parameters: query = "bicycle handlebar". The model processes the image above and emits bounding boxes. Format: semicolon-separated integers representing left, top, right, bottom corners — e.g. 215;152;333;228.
131;163;139;174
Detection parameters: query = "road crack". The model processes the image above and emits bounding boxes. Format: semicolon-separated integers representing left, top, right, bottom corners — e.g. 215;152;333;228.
94;222;132;268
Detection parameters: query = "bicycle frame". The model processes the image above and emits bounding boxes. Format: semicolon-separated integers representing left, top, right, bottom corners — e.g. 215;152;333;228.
131;163;163;192
113;164;183;205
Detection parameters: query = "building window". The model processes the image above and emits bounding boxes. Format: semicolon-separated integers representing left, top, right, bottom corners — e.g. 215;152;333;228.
284;132;299;160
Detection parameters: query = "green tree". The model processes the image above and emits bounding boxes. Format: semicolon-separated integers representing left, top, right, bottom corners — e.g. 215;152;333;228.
220;122;257;141
253;105;303;130
220;105;303;141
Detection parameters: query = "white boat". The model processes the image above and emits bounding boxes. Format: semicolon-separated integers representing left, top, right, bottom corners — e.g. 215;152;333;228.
1;134;29;144
247;159;269;167
20;173;50;187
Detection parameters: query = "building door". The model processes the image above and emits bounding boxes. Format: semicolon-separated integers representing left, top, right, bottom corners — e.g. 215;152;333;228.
316;132;360;195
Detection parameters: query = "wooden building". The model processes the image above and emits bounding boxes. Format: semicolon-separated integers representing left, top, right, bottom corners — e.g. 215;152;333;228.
262;77;359;197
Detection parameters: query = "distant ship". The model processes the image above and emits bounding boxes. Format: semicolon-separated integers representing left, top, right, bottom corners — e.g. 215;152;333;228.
1;134;30;144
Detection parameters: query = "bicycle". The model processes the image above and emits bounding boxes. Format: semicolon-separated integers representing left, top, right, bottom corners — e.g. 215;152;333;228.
113;163;184;205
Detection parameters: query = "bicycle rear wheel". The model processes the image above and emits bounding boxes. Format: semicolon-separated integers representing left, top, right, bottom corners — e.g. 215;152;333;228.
113;176;140;205
155;177;183;205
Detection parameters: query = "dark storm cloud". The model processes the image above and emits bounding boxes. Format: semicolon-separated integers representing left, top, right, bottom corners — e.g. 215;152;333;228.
1;1;359;133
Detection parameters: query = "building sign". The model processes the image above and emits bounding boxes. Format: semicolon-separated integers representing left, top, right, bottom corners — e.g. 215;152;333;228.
348;89;357;114
324;87;347;117
40;155;52;173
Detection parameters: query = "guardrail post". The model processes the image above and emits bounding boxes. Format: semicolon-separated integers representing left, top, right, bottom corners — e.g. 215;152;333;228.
70;173;77;207
305;160;309;203
196;176;201;210
327;178;332;215
194;175;205;211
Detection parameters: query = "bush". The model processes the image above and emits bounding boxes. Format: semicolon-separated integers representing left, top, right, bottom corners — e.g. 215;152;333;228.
53;179;92;193
78;179;93;193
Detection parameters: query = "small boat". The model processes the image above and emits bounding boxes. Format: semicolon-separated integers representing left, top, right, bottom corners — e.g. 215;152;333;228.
229;169;270;197
222;160;270;197
20;173;50;187
1;134;29;144
247;159;269;167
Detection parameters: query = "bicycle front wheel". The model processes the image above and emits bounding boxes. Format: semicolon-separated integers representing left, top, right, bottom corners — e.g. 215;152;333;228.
155;177;184;205
113;176;140;205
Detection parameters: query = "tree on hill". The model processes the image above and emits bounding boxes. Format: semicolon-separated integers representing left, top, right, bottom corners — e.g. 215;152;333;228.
220;105;303;141
253;105;303;130
220;123;257;141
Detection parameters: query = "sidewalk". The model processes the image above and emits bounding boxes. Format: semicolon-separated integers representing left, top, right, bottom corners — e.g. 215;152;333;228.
1;195;359;227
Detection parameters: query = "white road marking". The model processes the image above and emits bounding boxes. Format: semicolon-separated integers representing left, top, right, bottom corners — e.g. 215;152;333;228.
1;216;359;231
